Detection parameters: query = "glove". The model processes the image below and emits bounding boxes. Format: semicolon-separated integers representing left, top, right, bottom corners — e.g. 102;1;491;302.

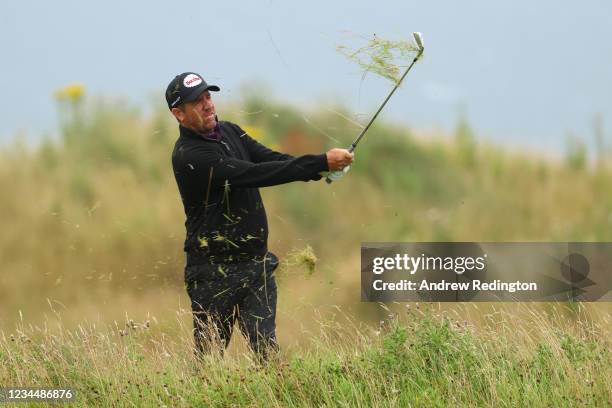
327;165;351;182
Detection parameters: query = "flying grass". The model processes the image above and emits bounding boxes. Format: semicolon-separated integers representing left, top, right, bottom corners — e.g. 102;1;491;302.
285;245;318;275
338;34;421;84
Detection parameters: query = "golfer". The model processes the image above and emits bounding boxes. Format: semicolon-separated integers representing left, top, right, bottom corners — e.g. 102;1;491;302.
166;72;353;360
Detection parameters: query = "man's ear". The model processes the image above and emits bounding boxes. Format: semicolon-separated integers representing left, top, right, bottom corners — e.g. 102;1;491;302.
170;107;184;123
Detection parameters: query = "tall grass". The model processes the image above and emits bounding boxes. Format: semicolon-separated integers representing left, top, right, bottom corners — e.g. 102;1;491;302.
0;304;609;407
0;91;611;350
1;89;611;405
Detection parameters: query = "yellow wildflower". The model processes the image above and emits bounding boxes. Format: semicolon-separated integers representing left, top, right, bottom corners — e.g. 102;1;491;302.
55;83;86;103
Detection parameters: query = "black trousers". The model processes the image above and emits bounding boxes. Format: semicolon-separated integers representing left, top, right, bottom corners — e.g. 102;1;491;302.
184;253;279;360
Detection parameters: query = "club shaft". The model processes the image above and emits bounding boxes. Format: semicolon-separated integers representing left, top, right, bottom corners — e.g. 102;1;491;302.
326;45;423;184
349;49;423;152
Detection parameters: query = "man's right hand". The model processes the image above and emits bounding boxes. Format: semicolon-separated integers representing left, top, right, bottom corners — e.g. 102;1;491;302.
326;148;354;171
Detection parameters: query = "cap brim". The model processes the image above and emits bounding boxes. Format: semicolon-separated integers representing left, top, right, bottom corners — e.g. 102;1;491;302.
182;85;221;104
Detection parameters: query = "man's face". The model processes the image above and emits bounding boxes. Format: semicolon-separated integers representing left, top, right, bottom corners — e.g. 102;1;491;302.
172;91;217;134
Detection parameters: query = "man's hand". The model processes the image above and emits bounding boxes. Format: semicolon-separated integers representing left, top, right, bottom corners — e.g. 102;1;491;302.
326;148;354;171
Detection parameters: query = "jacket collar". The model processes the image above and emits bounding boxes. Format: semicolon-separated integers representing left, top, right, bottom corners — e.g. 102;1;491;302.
179;121;222;142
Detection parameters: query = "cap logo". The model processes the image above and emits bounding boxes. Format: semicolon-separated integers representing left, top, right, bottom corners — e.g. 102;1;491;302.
183;74;203;88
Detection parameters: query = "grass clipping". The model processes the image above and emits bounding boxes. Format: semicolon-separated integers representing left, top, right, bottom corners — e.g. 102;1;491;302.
285;245;318;275
338;34;421;84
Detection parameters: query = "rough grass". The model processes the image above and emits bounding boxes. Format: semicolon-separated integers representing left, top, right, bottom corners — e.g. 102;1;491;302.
2;94;612;331
1;304;609;407
1;93;611;406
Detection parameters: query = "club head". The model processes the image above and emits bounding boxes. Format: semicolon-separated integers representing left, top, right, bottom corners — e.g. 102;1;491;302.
413;32;424;51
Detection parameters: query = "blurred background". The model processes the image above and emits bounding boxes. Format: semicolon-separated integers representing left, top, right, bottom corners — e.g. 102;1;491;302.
0;1;610;346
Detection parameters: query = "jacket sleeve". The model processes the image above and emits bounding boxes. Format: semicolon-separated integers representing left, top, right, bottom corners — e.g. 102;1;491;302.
232;123;295;163
180;144;329;189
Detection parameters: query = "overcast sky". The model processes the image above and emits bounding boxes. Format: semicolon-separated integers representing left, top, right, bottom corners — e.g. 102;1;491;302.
1;0;611;154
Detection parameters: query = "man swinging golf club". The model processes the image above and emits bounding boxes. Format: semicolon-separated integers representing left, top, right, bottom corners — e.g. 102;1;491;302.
167;72;353;361
168;32;423;361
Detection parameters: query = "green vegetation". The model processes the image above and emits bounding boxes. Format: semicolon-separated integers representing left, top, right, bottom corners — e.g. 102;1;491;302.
1;305;609;407
1;88;611;405
2;90;612;320
2;91;612;305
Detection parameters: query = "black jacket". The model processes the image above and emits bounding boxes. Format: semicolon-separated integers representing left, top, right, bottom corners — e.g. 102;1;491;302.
172;121;328;265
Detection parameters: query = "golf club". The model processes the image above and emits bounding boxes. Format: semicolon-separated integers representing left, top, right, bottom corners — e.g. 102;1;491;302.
327;32;425;184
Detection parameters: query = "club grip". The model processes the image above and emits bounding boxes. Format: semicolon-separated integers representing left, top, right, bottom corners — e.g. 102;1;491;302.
326;145;355;184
